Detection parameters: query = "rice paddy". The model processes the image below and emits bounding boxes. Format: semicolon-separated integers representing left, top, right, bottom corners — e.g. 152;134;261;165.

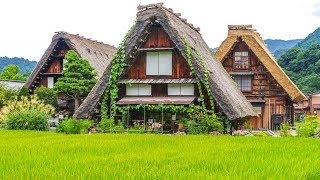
0;130;320;179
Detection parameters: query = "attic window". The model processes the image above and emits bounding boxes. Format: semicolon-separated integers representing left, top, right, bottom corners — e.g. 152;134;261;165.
86;48;91;53
234;51;249;67
146;51;172;75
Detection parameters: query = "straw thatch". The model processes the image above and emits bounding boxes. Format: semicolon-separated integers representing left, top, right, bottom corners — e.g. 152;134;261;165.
215;25;305;102
74;3;257;120
25;32;117;89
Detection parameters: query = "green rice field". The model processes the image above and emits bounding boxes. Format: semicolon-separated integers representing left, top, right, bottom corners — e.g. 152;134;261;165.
0;130;320;179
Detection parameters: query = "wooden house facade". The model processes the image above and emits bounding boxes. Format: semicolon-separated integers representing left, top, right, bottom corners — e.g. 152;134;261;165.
24;32;116;112
215;25;305;130
74;3;256;133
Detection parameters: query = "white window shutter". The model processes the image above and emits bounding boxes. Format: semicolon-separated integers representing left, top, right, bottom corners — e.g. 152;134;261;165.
158;51;172;75
146;52;159;75
168;84;181;95
126;84;139;96
47;77;54;88
181;84;194;95
138;84;152;95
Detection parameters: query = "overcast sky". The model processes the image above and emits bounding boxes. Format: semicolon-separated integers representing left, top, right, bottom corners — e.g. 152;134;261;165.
0;0;320;61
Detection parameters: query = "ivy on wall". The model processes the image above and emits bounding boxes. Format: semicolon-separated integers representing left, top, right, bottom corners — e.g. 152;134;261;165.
183;36;216;119
101;27;219;123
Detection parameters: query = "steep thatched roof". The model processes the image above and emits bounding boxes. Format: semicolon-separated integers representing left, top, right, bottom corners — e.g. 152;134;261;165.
215;25;305;102
25;32;117;89
74;3;256;120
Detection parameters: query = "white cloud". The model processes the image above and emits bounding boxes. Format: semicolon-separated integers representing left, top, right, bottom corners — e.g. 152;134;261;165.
0;0;319;61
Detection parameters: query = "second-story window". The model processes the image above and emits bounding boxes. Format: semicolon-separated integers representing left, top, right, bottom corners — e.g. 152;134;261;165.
126;84;151;96
146;51;172;75
233;75;252;92
234;51;249;67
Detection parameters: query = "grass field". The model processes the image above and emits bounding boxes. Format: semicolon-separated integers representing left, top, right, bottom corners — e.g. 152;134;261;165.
0;131;320;179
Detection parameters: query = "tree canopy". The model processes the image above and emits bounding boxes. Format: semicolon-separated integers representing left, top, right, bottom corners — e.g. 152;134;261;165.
278;44;320;93
0;64;26;81
54;50;97;111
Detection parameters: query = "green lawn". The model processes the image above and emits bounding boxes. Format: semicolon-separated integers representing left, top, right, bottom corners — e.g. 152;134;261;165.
0;131;320;179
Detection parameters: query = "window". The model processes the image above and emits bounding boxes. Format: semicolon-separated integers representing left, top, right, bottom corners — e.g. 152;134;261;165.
126;84;151;96
233;75;252;91
234;51;249;67
168;84;194;95
47;77;54;88
47;77;58;88
146;51;172;75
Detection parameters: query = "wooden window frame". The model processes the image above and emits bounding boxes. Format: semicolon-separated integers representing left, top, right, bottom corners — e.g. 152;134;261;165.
146;51;172;76
234;51;249;69
233;75;252;92
126;84;152;96
168;83;194;96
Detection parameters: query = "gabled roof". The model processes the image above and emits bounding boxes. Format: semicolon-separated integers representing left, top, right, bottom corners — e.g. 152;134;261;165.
74;3;257;120
25;32;117;89
215;25;305;102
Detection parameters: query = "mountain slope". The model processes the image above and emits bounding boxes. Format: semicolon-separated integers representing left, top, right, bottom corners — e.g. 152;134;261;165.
296;27;320;49
277;27;320;93
264;39;302;58
0;57;36;74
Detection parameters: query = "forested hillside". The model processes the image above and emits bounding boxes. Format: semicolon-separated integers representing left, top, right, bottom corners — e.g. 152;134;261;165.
278;44;320;93
0;57;36;74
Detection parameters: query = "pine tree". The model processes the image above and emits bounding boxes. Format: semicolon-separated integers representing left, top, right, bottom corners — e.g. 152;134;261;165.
54;50;97;111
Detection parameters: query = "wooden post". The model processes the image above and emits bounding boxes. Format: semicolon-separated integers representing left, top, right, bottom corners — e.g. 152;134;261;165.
127;105;129;132
161;106;164;133
144;105;146;133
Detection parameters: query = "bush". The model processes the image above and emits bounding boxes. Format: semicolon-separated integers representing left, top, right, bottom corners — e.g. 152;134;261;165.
296;116;320;137
185;110;223;134
280;122;291;137
34;86;59;110
0;84;18;108
0;95;55;128
6;109;50;131
97;118;114;133
57;118;93;134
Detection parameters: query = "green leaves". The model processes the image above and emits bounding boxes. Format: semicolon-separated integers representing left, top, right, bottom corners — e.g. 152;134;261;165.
54;50;97;99
0;64;26;81
278;44;320;93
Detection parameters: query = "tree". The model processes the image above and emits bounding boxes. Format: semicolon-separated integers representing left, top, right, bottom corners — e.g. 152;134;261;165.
0;64;25;81
0;84;18;108
34;86;59;110
54;50;97;111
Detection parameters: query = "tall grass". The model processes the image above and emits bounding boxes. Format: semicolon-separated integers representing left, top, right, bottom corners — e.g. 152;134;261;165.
0;131;320;179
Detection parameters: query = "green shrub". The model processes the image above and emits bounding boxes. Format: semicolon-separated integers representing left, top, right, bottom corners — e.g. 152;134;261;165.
185;110;223;134
79;119;93;134
1;95;54;129
34;86;59;110
280;122;291;137
57;118;79;134
57;118;93;134
97;118;114;133
5;109;50;131
296;116;320;137
0;84;18;108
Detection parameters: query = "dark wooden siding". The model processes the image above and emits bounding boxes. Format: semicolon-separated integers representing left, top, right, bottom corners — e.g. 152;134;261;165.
124;27;192;79
222;41;292;129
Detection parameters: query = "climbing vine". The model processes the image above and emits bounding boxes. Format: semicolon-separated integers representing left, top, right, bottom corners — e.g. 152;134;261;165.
183;35;216;119
101;25;135;121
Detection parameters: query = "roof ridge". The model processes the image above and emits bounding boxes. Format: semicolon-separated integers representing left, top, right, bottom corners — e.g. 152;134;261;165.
137;3;200;32
54;31;116;49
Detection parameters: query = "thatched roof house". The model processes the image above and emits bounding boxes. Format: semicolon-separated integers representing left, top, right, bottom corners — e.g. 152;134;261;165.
74;3;256;120
25;32;117;91
215;25;305;102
